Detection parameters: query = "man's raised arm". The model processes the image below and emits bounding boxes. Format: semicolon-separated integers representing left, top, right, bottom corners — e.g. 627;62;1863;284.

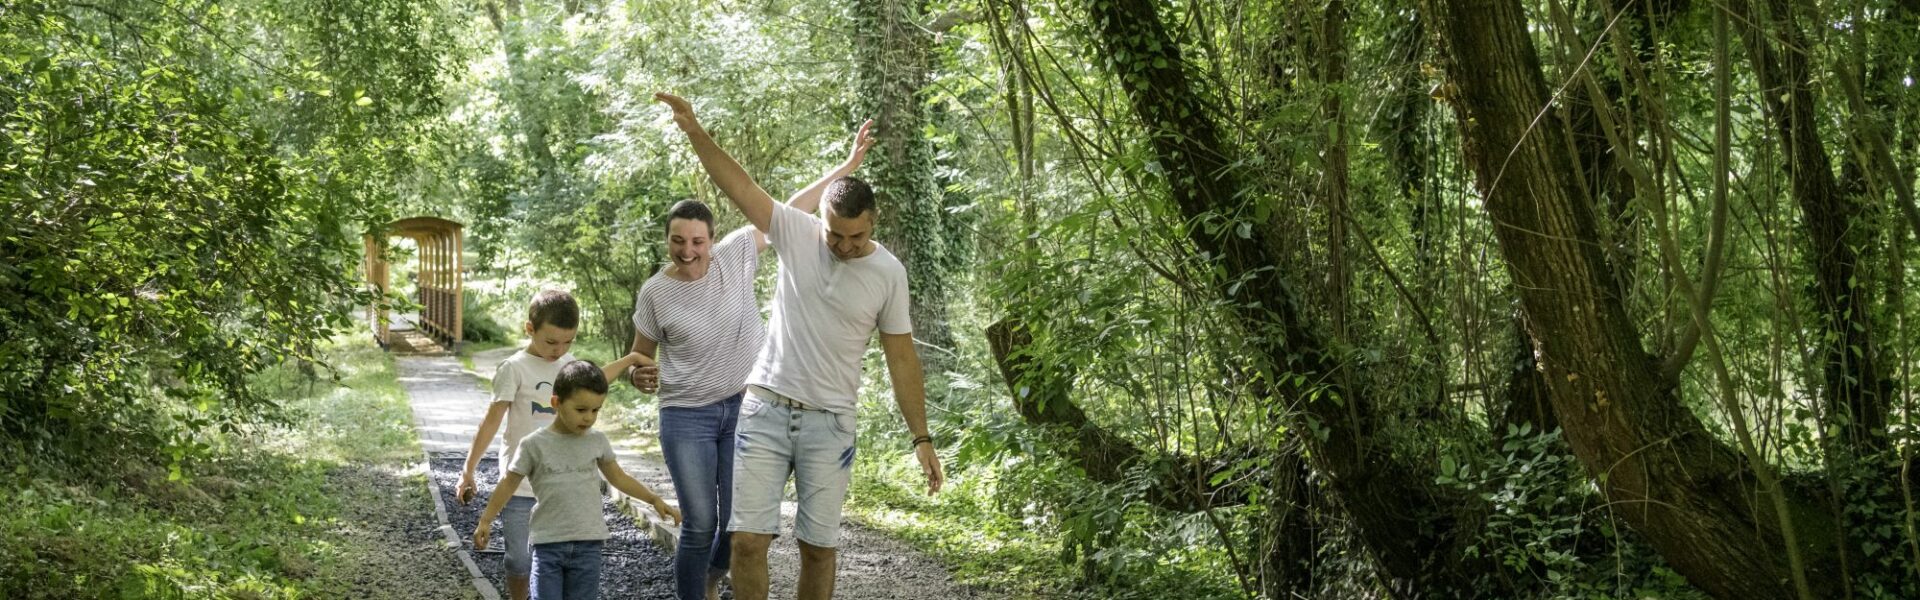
655;92;777;232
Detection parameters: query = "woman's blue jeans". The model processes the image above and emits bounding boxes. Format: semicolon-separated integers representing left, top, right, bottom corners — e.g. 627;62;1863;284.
658;392;741;600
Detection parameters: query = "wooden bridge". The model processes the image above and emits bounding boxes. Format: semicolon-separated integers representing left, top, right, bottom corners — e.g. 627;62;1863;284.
364;216;464;352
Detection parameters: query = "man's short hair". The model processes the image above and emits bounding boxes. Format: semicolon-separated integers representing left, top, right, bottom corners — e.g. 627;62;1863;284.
665;199;715;238
552;360;609;403
528;289;579;330
823;177;876;220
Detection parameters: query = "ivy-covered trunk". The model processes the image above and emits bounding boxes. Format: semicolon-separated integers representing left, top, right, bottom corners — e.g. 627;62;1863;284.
483;0;560;194
850;0;957;376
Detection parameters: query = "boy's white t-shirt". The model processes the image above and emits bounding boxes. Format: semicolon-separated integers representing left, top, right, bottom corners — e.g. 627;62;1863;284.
747;202;913;415
492;349;575;498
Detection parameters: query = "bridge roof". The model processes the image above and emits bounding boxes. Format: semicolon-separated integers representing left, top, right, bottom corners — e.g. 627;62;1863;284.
384;216;463;238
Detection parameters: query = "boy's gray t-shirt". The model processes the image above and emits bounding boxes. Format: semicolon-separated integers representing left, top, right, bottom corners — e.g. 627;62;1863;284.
508;427;616;545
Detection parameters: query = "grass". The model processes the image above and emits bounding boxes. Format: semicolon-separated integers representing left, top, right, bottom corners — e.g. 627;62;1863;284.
843;460;1087;599
0;339;476;600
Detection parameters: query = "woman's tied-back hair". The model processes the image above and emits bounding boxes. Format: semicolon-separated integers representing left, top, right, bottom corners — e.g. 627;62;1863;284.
665;199;715;238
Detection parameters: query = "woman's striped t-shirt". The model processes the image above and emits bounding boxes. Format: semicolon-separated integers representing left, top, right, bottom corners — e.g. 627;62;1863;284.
631;226;765;409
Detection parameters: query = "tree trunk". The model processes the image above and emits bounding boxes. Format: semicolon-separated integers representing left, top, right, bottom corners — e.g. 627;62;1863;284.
1082;0;1489;591
1423;0;1844;597
851;0;956;377
1380;8;1434;271
1318;0;1350;338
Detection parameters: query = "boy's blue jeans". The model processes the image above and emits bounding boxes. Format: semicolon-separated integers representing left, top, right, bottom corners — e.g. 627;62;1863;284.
659;393;741;600
531;540;603;600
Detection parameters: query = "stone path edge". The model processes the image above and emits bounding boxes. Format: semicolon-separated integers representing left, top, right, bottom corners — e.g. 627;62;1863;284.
418;430;502;600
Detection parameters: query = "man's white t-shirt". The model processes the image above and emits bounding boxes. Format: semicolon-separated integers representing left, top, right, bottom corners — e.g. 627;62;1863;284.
748;202;913;415
631;227;764;409
492;349;576;497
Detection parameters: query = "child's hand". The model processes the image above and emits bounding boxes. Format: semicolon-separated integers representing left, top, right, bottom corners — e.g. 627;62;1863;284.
472;523;491;551
456;473;476;505
651;498;683;526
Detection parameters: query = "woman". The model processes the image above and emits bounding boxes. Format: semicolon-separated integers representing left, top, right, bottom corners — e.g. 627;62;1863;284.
627;122;872;600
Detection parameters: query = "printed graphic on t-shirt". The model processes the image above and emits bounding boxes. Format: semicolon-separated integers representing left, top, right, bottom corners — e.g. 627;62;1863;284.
532;381;556;414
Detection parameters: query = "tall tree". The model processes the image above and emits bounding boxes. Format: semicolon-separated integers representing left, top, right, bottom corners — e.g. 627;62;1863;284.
1415;0;1920;595
484;0;560;196
850;0;965;376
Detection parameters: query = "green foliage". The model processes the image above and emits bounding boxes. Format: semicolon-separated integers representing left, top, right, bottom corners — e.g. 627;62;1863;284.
0;340;449;599
1435;425;1702;598
431;0;862;347
847;436;1244;600
460;287;511;344
0;0;452;465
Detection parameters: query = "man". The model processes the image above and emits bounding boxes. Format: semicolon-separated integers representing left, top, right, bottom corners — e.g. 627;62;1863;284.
655;92;943;600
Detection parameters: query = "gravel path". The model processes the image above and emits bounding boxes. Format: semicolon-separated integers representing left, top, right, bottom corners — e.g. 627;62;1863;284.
319;464;484;599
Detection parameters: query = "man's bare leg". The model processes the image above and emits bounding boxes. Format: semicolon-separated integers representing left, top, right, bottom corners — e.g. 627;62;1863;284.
730;532;774;600
508;576;529;600
797;541;838;600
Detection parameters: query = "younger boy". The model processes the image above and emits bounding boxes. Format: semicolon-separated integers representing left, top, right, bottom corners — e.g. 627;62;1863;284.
458;290;634;599
473;360;684;600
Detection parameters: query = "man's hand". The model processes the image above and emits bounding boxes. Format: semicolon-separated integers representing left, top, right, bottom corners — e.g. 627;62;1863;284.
915;441;944;495
472;523;492;551
651;498;683;525
456;472;477;505
628;364;660;394
655;92;699;131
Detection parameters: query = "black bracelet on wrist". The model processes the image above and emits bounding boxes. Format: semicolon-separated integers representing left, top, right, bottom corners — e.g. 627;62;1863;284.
910;435;933;449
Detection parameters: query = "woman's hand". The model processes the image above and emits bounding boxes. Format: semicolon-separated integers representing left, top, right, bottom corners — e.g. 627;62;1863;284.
628;364;660;394
841;119;875;173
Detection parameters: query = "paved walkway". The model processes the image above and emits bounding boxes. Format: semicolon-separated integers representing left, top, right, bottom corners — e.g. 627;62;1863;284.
397;348;993;600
